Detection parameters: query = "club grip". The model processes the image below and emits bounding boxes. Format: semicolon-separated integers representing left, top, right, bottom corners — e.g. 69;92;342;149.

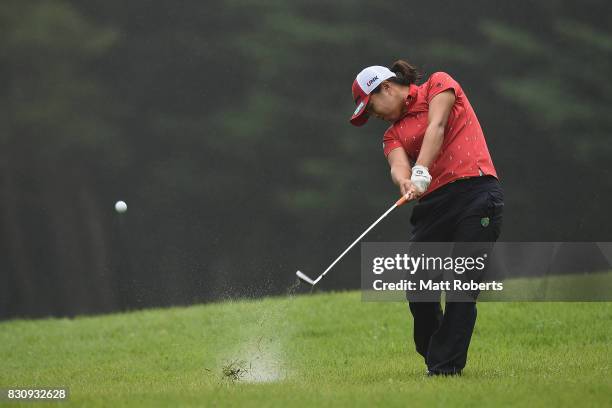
395;194;410;207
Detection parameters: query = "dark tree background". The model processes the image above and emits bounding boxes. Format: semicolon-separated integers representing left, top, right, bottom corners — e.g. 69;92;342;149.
2;0;611;319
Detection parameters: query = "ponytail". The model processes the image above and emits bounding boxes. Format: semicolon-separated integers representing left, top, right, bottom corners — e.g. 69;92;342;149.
389;59;421;85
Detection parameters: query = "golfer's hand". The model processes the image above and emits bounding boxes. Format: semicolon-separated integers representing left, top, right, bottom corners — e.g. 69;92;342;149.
399;179;418;201
410;165;432;194
406;182;424;200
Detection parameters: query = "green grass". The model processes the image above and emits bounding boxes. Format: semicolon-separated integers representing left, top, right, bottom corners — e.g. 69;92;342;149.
1;291;611;407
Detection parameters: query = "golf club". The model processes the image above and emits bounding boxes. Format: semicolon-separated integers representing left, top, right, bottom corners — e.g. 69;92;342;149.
296;193;412;286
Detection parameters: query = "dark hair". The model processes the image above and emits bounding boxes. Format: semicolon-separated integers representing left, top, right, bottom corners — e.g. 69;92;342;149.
371;59;421;93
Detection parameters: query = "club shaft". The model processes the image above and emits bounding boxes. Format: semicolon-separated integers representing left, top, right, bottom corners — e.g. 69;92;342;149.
313;202;399;285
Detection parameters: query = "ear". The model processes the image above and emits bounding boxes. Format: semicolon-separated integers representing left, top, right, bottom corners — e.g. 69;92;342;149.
381;81;393;94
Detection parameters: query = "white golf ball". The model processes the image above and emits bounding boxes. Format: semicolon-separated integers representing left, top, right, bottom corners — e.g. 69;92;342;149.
115;200;127;213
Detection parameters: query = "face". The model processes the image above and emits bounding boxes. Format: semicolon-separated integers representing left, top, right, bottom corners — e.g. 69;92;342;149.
365;82;405;122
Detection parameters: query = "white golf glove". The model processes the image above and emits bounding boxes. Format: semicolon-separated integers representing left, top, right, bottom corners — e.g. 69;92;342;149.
411;165;432;193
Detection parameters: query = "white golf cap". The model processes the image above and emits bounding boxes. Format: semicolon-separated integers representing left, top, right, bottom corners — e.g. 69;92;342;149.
350;65;397;126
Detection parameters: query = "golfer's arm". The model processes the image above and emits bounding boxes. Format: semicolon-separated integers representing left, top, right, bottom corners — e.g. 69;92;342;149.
415;90;456;168
387;148;412;187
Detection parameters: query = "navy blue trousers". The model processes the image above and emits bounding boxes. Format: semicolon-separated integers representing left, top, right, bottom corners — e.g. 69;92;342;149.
407;175;504;374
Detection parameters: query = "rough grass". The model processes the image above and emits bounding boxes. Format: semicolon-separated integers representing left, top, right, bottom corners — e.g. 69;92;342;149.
1;289;611;407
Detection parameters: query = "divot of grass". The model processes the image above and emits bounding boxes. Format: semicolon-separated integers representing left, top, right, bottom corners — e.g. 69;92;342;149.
221;359;251;382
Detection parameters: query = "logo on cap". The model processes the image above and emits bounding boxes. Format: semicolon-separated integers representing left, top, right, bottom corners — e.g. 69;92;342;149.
366;76;379;87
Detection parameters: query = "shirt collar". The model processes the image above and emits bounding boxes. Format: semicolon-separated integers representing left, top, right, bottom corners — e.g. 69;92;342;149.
405;84;419;112
397;84;419;121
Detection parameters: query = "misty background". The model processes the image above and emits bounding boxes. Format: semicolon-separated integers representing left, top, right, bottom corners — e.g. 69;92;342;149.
2;0;611;319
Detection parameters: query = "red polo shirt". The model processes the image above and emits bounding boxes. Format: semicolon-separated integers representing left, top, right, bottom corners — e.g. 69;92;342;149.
382;72;498;199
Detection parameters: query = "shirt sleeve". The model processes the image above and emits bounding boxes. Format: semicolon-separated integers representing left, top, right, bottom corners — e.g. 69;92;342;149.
383;127;403;157
426;72;461;103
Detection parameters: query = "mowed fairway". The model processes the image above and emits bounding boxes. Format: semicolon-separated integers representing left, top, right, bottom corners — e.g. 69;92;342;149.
1;290;610;407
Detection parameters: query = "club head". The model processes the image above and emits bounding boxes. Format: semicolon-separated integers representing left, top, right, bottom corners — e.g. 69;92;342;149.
296;270;316;286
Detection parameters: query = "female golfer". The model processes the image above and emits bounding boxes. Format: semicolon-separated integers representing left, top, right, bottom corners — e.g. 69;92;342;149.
349;60;504;376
